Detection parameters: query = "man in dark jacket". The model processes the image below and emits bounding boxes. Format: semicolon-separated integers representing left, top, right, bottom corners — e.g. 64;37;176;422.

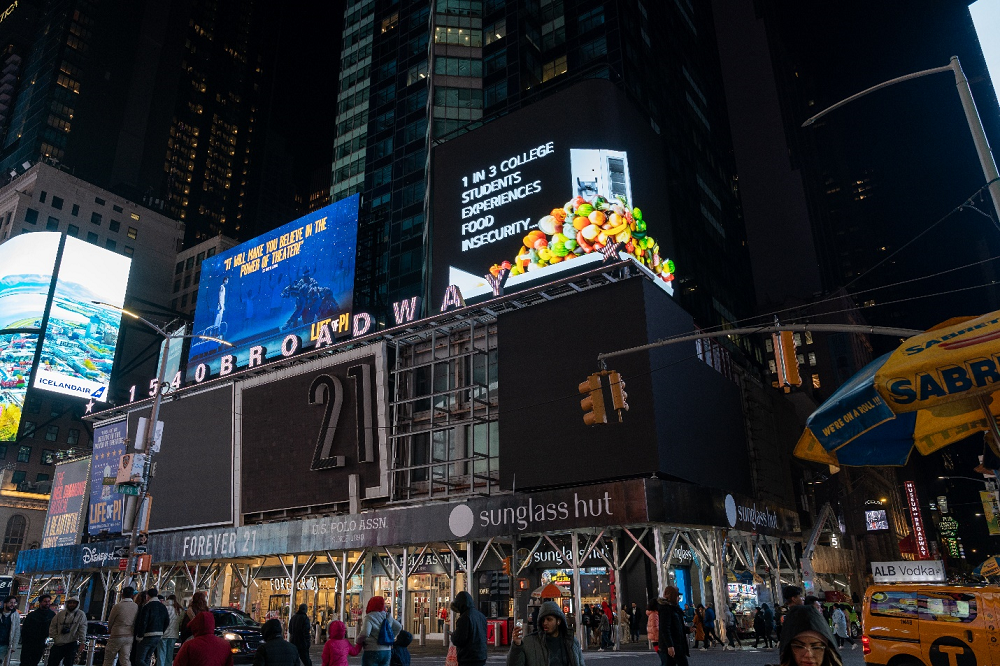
508;600;585;666
658;587;689;666
134;588;170;666
174;611;234;666
20;594;53;666
450;591;487;666
254;619;301;666
287;604;311;666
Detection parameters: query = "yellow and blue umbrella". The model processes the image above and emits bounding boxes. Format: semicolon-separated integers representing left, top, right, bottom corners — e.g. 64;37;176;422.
973;556;1000;578
795;311;1000;466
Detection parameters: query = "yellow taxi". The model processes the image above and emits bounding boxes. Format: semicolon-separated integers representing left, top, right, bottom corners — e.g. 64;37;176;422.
863;585;1000;666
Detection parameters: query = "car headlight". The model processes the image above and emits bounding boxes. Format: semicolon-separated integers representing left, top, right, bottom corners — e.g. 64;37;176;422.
223;633;239;642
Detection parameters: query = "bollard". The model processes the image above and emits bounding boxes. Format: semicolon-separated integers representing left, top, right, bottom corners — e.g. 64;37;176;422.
85;637;97;666
419;622;426;647
443;627;450;648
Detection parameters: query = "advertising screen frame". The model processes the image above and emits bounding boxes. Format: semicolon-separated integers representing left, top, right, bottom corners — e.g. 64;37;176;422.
187;195;360;380
41;456;91;548
88;420;128;535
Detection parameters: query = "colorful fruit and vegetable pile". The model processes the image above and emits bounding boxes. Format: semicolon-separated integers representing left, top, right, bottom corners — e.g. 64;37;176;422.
490;195;675;282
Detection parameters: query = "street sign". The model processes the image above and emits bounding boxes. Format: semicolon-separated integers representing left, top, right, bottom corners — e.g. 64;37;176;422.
115;484;140;496
112;546;129;558
135;546;147;555
118;558;127;571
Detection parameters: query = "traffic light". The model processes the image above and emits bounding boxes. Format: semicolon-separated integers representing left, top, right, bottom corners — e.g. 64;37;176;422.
608;371;628;421
772;331;802;389
502;557;512;576
579;373;608;426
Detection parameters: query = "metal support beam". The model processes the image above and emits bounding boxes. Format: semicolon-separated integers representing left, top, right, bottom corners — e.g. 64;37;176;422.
571;532;584;650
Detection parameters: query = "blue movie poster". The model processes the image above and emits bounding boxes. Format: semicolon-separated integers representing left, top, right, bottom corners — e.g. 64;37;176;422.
187;195;359;378
88;420;127;534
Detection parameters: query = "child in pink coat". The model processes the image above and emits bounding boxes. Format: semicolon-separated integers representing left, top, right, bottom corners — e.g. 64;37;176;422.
322;620;363;666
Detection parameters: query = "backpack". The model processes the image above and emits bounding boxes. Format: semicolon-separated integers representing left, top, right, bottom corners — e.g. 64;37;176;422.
377;614;395;646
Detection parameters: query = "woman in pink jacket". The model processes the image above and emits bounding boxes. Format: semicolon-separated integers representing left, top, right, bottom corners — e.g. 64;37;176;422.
647;599;661;651
322;620;363;666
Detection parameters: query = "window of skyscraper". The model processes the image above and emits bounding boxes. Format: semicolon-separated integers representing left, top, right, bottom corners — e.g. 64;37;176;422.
109;219;120;232
44;426;58;442
124;246;134;257
87;232;98;244
24;209;38;225
67;224;79;237
542;55;568;82
436;0;482;15
483;51;505;75
66;429;80;446
434;26;482;47
434;57;480;78
484;80;507;107
51;196;63;210
127;226;138;239
46;217;59;231
485;19;505;45
112;204;123;213
578;6;604;32
433;87;483;108
407;61;429;85
17;446;30;463
91;212;102;225
39;191;47;204
106;239;116;251
71;204;79;216
579;36;607;62
95;197;105;205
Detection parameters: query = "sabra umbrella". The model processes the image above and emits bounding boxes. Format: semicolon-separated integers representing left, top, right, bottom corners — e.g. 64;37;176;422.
973;556;1000;578
794;311;1000;467
531;583;571;599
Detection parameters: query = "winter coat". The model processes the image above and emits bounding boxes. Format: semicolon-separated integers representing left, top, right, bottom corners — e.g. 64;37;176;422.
21;607;53;646
451;591;488;664
255;619;302;666
507;601;584;666
762;606;774;631
693;613;705;641
288;609;311;650
597;614;610;633
0;609;20;648
629;607;641;632
321;621;362;666
657;602;689;658
390;630;412;666
646;610;659;643
49;606;86;645
753;610;765;634
356;610;402;653
832;608;848;638
108;599;139;638
704;607;716;628
164;605;184;639
779;605;837;657
135;598;171;638
174;611;234;666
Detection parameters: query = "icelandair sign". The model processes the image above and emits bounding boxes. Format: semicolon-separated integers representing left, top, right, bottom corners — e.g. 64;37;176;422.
871;560;945;583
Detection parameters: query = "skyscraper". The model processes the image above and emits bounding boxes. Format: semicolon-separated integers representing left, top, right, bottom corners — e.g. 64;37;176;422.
0;0;275;247
336;0;757;342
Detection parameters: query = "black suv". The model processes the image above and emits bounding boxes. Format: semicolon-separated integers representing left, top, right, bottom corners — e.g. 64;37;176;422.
210;608;263;664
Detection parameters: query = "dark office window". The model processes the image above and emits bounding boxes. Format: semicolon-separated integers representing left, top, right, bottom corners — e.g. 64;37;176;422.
9;472;25;486
183;275;191;288
50;402;63;418
45;216;58;231
21;421;34;438
95;197;105;205
87;232;98;243
16;446;30;463
105;239;116;251
109;219;120;232
25;397;40;414
173;280;180;293
44;426;58;442
207;247;216;257
191;291;197;306
196;251;205;264
186;257;194;270
71;204;79;216
35;474;49;483
51;196;63;210
123;246;133;256
181;294;188;308
91;212;101;225
171;298;177;309
1;515;26;560
194;271;200;284
112;204;123;213
24;209;38;224
39;191;46;203
175;261;184;275
67;224;78;237
66;429;80;446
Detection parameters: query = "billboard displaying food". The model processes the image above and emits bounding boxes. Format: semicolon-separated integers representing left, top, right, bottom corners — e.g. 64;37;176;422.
33;236;132;402
431;79;675;302
187;195;359;379
41;456;91;548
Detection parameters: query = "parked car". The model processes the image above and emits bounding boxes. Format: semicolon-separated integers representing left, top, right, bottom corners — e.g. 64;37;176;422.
210;608;263;664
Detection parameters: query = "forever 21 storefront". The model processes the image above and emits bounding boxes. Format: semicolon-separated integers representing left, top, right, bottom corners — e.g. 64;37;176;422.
15;271;802;649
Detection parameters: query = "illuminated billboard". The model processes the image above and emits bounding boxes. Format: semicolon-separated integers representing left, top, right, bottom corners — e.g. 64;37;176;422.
41;456;91;548
431;79;675;302
187;195;359;379
865;509;889;531
88;420;127;535
0;233;60;440
33;236;132;402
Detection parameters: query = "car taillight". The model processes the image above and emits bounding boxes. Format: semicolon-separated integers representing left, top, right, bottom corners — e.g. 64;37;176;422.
861;635;870;655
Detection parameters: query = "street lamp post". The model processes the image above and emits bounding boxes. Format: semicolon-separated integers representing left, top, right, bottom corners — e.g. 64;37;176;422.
95;302;231;575
802;56;1000;223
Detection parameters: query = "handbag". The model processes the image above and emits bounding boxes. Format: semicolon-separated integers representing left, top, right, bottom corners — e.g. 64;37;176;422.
446;645;459;666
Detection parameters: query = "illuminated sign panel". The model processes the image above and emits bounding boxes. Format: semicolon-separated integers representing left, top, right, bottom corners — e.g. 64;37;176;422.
904;481;930;559
88;420;127;535
41;456;91;548
865;509;889;531
431;79;674;302
187;195;359;380
34;236;132;402
0;233;60;440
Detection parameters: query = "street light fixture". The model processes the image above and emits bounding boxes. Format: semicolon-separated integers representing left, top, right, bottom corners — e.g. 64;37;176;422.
93;301;232;574
802;56;1000;225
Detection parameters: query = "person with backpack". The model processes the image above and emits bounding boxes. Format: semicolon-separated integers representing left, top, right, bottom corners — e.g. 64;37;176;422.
355;596;402;666
450;591;487;666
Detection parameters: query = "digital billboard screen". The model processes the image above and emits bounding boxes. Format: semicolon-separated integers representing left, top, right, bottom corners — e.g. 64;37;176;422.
33;236;132;402
866;509;889;531
89;420;127;535
187;195;359;379
431;79;674;302
0;233;60;441
41;456;91;548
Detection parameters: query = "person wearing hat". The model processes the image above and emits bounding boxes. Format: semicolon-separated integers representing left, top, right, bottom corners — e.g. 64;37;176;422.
778;606;844;666
104;587;138;666
288;604;312;666
255;618;301;666
48;597;87;666
508;600;585;666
